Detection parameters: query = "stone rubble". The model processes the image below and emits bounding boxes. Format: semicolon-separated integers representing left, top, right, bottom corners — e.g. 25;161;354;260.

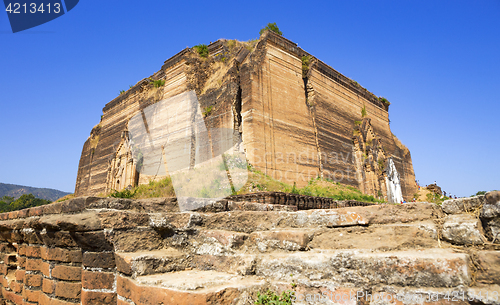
0;191;498;304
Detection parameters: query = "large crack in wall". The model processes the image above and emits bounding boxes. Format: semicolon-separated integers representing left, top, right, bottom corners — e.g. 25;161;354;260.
302;56;323;178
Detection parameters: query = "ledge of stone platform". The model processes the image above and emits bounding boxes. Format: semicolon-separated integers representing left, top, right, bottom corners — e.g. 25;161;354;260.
0;196;179;220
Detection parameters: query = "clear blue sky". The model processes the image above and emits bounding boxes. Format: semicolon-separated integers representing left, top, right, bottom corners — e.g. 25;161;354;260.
1;0;499;196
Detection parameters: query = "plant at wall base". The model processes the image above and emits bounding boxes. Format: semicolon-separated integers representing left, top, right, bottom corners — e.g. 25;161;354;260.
259;22;283;36
202;105;213;117
354;120;362;125
110;188;137;199
193;44;209;58
255;289;293;305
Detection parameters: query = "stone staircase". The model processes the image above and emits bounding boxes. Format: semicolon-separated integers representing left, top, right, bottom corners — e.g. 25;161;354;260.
0;192;499;305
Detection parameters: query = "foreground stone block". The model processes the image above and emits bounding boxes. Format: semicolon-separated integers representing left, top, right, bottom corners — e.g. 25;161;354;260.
249;229;313;251
481;191;500;241
442;196;485;214
255;248;471;287
476;251;500;285
117;271;264;305
441;214;486;245
199;230;248;249
485;191;500;205
115;249;188;276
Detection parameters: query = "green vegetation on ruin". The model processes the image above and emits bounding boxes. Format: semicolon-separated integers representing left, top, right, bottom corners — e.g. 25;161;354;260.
301;55;312;78
97;164;382;203
471;191;487;196
193;44;209;58
109;177;176;199
152;79;165;88
361;105;367;117
259;22;283;36
255;289;293;305
239;166;383;203
202;105;213;117
379;96;390;105
425;192;450;205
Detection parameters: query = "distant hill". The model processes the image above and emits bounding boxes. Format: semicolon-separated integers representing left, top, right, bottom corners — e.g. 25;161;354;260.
0;183;71;202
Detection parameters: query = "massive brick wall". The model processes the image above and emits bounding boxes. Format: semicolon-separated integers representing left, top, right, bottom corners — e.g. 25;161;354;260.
75;50;190;196
75;31;417;200
239;32;417;198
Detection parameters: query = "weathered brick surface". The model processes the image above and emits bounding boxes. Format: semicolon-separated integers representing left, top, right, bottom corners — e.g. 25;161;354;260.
40;261;51;277
82;252;115;269
42;278;55;294
51;265;81;281
81;290;117;305
55;281;81;299
117;299;134;305
25;245;41;258
17;244;26;256
25;258;42;271
0;263;7;275
41;247;82;263
12;280;23;293
17;256;25;268
2;287;23;304
114;253;132;275
82;270;114;290
38;293;80;305
24;274;42;287
23;287;39;303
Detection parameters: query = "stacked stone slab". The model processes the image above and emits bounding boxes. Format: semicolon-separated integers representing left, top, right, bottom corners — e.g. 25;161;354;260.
74;31;417;201
0;191;499;304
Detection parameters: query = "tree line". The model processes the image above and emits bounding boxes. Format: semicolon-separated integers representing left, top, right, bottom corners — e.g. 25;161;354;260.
0;194;51;213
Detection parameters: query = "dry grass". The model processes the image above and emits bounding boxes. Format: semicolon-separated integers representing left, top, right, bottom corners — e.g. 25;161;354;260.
201;61;231;94
54;193;75;203
133;177;176;199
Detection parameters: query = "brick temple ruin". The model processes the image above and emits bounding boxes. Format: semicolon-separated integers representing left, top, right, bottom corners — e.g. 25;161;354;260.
74;30;417;202
2;31;500;305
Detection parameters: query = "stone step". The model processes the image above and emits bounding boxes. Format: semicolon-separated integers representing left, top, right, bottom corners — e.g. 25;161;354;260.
115;248;190;277
116;247;471;289
308;221;439;251
254;248;470;288
150;203;439;234
117;270;265;305
161;221;439;256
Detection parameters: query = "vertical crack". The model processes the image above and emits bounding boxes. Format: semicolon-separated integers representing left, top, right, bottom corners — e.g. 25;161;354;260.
302;55;323;178
232;65;243;150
